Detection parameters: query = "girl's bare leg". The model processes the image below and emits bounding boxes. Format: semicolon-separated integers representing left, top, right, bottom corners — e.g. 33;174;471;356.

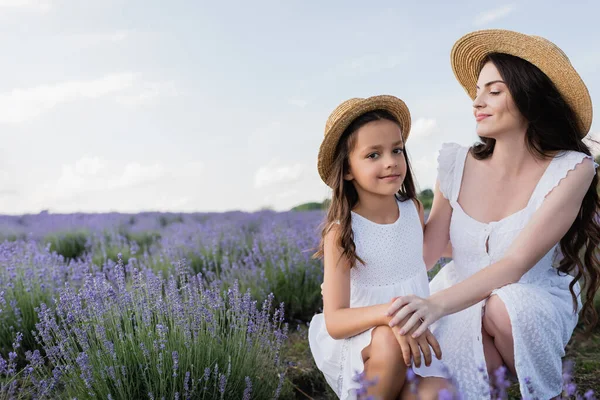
361;326;407;400
398;377;454;400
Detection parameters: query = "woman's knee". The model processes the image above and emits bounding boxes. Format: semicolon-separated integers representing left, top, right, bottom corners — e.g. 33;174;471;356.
483;295;512;338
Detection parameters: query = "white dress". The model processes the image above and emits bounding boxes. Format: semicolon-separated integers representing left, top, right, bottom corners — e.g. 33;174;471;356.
427;143;597;399
308;198;447;400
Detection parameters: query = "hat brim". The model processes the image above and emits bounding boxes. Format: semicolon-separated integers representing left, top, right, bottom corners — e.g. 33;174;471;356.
317;95;411;186
451;29;592;136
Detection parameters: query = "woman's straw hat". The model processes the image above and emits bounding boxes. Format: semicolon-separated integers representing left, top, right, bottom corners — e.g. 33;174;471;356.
317;95;411;186
451;29;592;136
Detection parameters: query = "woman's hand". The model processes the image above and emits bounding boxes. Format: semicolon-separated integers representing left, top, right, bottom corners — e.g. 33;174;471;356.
386;295;446;338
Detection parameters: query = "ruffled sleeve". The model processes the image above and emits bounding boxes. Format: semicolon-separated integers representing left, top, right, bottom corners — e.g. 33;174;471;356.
531;151;598;210
436;142;463;201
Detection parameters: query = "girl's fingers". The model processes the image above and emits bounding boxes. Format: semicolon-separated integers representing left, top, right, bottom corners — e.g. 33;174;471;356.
394;330;412;366
408;336;421;368
417;337;432;367
426;331;443;360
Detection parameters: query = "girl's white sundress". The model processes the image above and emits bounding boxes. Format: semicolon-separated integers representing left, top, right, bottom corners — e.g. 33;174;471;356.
426;142;597;399
308;198;447;400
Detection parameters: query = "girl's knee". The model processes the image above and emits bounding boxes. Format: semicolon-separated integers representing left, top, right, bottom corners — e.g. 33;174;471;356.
483;295;512;338
417;377;454;400
369;326;402;362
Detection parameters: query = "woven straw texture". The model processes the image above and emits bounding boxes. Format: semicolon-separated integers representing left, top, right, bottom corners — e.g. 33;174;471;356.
451;29;592;136
317;95;411;186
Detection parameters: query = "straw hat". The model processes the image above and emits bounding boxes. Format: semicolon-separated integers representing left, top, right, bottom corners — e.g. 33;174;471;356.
451;29;592;136
317;95;411;186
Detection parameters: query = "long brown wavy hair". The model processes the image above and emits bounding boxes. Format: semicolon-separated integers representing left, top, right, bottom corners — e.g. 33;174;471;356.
313;110;418;268
473;53;600;332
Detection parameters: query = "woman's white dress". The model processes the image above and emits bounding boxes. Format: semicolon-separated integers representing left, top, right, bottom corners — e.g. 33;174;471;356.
427;142;596;399
309;198;447;399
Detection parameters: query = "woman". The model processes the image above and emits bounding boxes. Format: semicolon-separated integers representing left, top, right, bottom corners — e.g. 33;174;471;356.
387;29;600;399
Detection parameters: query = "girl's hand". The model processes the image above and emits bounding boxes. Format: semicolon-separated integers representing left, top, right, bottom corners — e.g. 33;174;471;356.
386;295;446;338
390;315;442;367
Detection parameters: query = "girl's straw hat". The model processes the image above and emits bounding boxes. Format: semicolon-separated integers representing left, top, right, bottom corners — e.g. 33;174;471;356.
451;29;592;136
317;95;411;186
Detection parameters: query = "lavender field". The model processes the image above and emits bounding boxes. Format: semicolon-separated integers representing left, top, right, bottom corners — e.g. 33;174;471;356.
0;211;597;399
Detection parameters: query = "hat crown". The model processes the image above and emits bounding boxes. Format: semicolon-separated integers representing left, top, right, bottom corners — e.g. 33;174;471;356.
318;95;412;186
530;35;571;64
324;98;362;136
451;29;592;135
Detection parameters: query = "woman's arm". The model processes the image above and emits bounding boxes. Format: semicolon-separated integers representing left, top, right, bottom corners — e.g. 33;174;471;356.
322;225;390;339
388;158;596;336
423;180;453;270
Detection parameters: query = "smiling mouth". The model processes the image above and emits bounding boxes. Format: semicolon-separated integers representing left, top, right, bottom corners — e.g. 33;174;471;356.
380;174;401;180
476;114;491;122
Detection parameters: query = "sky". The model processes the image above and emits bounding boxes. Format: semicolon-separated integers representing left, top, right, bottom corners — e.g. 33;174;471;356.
0;0;599;215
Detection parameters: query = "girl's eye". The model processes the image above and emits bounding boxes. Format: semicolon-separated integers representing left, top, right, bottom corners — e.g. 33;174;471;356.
367;153;379;159
393;148;404;154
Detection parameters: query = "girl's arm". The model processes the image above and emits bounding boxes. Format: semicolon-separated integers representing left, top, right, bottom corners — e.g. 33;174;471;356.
389;158;596;336
423;180;453;270
322;225;390;340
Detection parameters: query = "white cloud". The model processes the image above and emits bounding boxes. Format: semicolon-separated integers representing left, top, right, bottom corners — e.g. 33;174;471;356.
51;156;173;195
474;5;516;26
0;74;178;123
264;188;299;205
66;30;130;47
0;73;135;123
331;53;407;77
0;0;52;12
254;160;304;188
410;153;438;191
288;97;308;108
116;81;178;107
410;118;437;138
27;157;205;212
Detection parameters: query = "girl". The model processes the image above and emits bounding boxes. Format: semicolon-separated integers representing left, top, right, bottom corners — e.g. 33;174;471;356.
308;95;449;400
387;30;600;399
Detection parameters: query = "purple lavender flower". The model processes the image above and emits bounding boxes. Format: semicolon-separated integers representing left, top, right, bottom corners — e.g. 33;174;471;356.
243;376;253;400
172;351;179;377
218;373;227;394
438;388;455;400
352;370;378;399
75;352;94;390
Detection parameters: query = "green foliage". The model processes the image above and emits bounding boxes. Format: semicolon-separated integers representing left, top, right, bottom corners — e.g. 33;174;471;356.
33;274;290;399
158;214;184;228
44;231;90;261
418;189;434;210
0;278;53;355
291;202;326;212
